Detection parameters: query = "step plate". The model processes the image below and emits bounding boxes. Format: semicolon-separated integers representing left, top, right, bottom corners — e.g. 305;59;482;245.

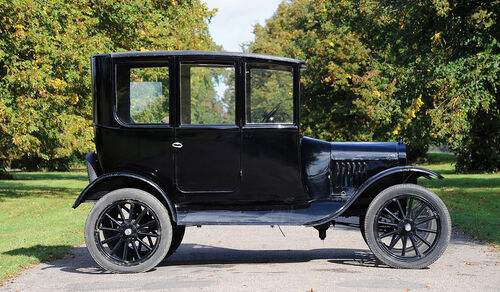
176;200;345;226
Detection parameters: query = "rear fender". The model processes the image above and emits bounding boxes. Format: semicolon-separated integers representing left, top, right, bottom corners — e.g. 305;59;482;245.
72;172;177;222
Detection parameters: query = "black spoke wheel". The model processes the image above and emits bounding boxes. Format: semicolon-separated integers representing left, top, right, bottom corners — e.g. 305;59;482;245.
364;184;451;269
85;188;172;273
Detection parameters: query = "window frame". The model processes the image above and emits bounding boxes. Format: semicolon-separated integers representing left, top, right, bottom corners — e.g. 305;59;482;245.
113;58;173;128
243;62;298;128
177;59;239;128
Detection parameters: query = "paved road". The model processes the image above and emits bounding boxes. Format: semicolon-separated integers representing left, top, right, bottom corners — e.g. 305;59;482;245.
2;224;499;291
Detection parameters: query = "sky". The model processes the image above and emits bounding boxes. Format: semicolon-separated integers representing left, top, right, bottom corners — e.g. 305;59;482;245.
203;0;283;52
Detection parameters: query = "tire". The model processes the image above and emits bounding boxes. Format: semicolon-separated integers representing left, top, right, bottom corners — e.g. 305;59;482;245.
85;188;172;273
359;216;368;245
363;184;451;269
165;225;185;258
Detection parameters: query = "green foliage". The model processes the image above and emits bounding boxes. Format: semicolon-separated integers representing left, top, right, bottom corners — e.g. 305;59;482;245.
0;0;217;171
249;0;500;171
454;108;500;173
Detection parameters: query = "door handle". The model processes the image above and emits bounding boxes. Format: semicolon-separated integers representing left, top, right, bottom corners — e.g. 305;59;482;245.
172;142;183;149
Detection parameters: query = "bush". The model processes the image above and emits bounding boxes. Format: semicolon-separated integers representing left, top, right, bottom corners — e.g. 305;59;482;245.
455;108;500;173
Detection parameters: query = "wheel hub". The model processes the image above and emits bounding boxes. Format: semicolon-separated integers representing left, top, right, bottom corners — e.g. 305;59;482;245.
124;228;132;236
398;219;415;234
404;223;412;232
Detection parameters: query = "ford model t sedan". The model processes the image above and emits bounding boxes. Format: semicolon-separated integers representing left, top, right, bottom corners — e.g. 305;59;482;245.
74;51;451;273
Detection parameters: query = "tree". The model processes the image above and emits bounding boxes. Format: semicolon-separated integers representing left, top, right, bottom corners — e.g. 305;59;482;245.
249;0;500;172
0;0;217;172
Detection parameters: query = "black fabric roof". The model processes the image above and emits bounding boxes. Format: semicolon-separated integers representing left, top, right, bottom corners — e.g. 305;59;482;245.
104;50;305;65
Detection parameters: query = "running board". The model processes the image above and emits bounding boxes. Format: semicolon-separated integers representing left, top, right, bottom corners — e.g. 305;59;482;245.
176;200;345;226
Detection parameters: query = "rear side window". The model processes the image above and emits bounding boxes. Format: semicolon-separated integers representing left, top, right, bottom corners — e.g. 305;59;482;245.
116;64;170;124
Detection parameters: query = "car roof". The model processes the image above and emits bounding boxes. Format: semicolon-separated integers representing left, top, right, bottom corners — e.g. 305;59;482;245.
102;50;306;66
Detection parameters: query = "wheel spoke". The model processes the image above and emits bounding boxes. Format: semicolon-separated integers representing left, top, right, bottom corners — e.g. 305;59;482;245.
380;229;398;239
406;198;414;218
135;208;147;224
388;234;401;250
105;213;122;226
378;221;398;227
137;220;156;230
132;240;142;260
401;235;408;256
110;238;124;255
101;234;121;245
122;239;130;260
412;202;425;219
383;208;401;222
138;232;158;237
396;199;406;218
129;203;135;221
416;227;437;234
415;233;432;247
409;234;421;257
416;215;436;225
137;237;153;251
117;205;126;223
99;227;120;232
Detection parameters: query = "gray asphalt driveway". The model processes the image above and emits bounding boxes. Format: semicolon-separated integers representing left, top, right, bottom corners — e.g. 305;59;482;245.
2;224;499;291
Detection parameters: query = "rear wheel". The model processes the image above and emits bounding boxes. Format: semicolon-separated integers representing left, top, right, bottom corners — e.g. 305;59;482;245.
364;184;451;269
85;188;172;273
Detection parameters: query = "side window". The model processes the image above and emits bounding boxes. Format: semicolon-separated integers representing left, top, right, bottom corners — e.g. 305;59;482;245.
116;64;170;124
180;63;235;125
246;65;294;124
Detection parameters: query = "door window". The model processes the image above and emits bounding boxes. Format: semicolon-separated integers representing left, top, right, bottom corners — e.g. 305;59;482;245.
246;65;294;124
116;64;170;124
180;63;236;125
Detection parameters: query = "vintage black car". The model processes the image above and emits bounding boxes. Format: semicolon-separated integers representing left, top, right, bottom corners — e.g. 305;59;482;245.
74;51;451;273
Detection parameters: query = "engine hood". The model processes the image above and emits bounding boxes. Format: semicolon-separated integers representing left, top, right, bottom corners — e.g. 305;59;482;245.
301;136;407;200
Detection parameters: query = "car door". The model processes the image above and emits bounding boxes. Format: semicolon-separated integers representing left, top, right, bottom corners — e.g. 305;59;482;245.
173;59;241;193
240;61;308;202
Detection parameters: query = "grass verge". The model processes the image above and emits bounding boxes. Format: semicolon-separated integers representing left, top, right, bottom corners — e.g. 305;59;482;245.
0;171;91;281
418;152;500;244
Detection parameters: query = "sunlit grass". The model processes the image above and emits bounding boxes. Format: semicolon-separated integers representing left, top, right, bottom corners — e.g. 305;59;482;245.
418;152;500;244
0;171;91;281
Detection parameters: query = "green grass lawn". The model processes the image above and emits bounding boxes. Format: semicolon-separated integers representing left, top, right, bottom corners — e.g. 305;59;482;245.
418;152;500;244
0;170;91;281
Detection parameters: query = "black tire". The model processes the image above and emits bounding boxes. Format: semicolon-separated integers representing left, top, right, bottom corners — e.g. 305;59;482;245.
165;225;185;258
359;215;368;245
363;184;451;269
85;188;172;273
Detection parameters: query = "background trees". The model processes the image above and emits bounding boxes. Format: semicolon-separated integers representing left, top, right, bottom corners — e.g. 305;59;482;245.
0;0;498;174
249;0;499;172
0;0;217;174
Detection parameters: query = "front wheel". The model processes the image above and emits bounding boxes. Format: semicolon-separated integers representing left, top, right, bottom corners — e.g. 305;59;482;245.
85;188;172;273
364;184;451;269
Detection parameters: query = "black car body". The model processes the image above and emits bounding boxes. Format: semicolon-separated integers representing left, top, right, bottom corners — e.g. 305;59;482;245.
75;51;451;272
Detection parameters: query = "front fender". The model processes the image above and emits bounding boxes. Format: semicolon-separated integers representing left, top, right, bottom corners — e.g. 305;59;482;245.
305;166;443;226
72;172;177;222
